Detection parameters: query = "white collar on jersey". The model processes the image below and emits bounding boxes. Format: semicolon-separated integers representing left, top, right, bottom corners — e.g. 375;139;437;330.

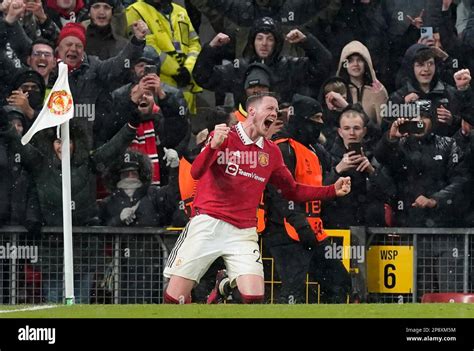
235;122;264;149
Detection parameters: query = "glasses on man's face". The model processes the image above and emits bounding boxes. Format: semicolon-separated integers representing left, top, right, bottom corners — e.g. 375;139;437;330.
32;51;53;58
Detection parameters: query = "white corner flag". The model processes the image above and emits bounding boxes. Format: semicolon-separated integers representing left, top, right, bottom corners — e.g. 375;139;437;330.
21;62;74;145
21;62;76;305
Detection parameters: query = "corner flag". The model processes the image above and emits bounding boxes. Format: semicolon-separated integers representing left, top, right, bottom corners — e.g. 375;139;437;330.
20;61;76;304
21;62;74;145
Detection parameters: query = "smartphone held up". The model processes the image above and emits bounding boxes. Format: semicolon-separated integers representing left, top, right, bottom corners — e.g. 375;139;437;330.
399;120;425;135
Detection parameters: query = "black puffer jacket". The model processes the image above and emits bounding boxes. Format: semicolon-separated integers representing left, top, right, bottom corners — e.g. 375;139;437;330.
99;149;179;227
322;137;386;228
193;17;332;106
374;131;469;227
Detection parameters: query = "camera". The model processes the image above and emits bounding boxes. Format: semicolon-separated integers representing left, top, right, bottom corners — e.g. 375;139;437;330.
414;99;431;116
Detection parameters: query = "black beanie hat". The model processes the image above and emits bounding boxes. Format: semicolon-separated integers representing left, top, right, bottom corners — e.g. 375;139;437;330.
14;70;46;92
88;0;115;9
291;94;323;120
244;63;272;89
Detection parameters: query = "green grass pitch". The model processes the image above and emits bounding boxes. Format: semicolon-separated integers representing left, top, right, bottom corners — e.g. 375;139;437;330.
1;304;474;318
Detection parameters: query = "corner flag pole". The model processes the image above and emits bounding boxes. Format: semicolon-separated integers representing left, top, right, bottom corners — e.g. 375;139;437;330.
20;62;75;304
61;121;75;305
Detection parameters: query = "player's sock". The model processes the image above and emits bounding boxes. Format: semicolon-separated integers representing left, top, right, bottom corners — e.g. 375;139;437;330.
164;291;191;304
239;292;264;304
220;279;232;296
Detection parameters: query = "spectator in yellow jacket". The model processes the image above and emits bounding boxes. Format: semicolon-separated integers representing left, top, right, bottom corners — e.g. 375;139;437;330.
126;0;202;114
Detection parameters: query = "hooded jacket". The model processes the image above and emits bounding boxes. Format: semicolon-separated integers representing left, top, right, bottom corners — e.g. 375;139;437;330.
99;148;179;227
193;17;332;106
389;43;461;137
336;41;388;127
190;0;341;58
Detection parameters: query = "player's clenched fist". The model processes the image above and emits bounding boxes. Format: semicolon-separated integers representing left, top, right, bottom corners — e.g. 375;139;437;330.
210;124;230;149
335;177;351;197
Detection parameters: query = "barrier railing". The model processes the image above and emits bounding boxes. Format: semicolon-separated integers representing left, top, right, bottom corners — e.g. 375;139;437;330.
1;226;472;304
0;226;181;304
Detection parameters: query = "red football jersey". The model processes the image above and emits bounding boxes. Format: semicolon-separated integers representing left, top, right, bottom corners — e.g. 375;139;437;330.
191;123;336;229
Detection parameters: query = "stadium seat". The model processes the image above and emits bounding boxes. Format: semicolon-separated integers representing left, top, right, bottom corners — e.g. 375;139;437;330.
421;293;474;303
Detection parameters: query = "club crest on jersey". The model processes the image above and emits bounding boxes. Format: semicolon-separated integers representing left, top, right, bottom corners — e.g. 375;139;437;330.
258;152;269;167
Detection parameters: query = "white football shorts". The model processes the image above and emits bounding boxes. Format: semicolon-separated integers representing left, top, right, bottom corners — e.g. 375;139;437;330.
164;214;263;285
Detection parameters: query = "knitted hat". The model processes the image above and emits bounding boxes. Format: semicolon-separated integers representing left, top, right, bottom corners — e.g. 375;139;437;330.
57;23;86;47
291;94;323;120
244;63;272;89
88;0;115;9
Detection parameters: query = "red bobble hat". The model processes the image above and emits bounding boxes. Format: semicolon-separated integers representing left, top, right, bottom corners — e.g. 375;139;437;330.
57;23;86;47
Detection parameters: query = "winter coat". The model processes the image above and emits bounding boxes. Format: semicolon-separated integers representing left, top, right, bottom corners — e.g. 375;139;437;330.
336;40;388;127
66;37;145;146
19;12;60;43
83;23;128;60
190;0;341;58
0;140;9;224
381;0;443;91
0;18;33;64
322;137;385;228
99;150;179;227
2;123;137;226
126;0;202;113
102;83;189;149
193;21;332;106
389;44;462;137
374;131;469;227
316;0;388;77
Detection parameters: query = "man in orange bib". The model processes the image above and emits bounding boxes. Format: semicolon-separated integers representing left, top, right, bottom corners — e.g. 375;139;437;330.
263;94;351;303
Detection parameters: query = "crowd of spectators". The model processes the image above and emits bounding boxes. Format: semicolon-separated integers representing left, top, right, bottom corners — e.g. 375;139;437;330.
1;0;474;302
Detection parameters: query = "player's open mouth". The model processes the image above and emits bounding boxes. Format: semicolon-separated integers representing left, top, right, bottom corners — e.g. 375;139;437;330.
263;117;275;129
139;101;148;108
